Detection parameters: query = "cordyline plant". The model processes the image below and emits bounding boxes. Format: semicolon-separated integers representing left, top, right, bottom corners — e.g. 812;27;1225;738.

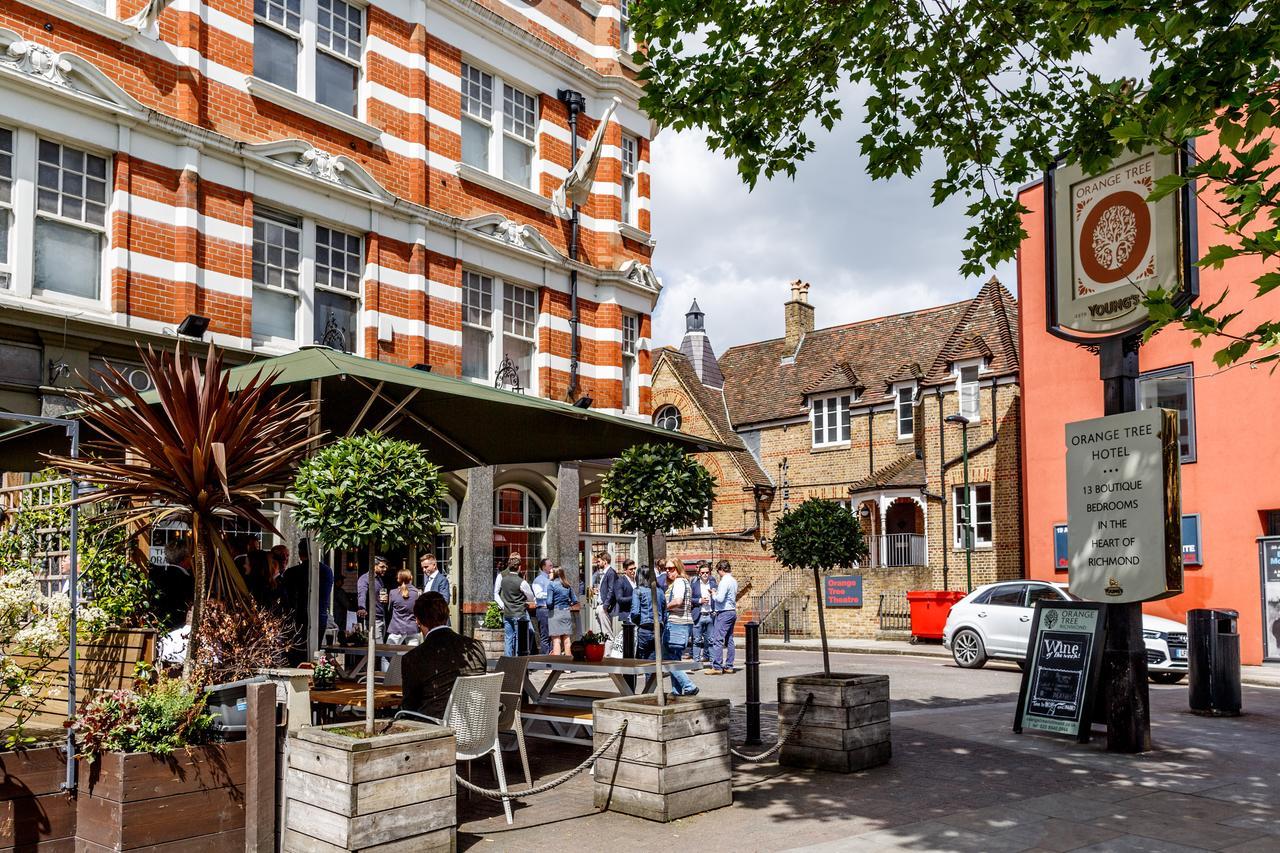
47;344;317;678
293;432;445;734
600;443;715;706
770;499;867;677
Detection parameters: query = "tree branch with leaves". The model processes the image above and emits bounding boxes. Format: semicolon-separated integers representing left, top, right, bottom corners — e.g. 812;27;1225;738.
635;0;1280;367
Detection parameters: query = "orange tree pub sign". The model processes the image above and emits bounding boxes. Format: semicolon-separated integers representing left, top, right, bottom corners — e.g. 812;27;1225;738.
1045;145;1198;342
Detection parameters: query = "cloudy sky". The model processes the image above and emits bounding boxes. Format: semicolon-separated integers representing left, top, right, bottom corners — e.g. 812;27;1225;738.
646;82;1016;353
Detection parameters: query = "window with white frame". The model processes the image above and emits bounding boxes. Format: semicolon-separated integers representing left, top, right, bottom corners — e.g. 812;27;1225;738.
694;502;713;532
621;135;637;225
956;362;981;422
460;63;538;189
35;139;108;300
952;484;993;548
0;127;11;290
619;0;632;52
254;0;364;117
313;225;363;352
462;271;494;380
896;383;915;439
463;271;539;389
621;312;638;411
811;394;852;447
501;281;537;389
252;209;301;341
1138;364;1196;462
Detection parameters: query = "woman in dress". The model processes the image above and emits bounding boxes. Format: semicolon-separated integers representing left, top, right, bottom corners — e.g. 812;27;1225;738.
386;568;422;645
547;565;578;656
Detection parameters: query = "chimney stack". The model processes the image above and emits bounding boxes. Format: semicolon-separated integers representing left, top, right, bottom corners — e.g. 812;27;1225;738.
784;280;815;351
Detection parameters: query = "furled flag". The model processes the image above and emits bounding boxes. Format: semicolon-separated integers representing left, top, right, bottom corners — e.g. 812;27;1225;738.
552;97;621;218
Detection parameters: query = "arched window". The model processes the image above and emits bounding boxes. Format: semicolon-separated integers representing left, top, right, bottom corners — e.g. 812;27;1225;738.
654;405;681;431
493;485;545;571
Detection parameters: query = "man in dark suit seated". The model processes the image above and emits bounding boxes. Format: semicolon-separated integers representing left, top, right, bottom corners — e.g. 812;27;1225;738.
400;591;487;720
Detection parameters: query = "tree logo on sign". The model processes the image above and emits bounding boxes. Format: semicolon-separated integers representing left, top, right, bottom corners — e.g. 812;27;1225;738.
1080;191;1151;284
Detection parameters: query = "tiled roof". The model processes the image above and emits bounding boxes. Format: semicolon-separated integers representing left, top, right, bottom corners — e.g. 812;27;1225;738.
849;454;927;493
718;278;1018;427
656;348;773;488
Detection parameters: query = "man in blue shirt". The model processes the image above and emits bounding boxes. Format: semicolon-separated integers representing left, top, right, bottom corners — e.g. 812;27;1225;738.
705;560;738;674
532;558;554;654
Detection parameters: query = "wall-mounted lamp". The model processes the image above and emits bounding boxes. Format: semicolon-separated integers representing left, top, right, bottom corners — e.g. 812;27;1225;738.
573;396;593;409
176;314;210;339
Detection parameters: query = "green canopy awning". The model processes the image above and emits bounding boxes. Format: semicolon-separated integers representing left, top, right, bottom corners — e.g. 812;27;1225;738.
0;347;733;471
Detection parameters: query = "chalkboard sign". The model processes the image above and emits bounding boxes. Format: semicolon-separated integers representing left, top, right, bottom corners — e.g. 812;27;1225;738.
1013;600;1106;743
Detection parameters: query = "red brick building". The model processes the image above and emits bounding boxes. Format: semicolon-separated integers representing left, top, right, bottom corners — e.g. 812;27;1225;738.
653;280;1025;638
0;0;659;625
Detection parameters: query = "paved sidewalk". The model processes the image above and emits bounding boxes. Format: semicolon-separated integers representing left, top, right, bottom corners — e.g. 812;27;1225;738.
759;637;1280;687
458;659;1280;851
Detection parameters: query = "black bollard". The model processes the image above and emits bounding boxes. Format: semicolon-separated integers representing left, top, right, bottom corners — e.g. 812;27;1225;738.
622;621;636;691
517;619;529;656
745;621;761;745
783;609;791;644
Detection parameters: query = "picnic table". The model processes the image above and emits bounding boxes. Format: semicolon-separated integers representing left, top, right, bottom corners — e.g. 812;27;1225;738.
516;655;702;745
309;679;403;724
320;642;414;680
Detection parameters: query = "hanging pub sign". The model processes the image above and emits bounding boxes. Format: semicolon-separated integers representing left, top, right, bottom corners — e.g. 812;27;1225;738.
1045;144;1198;342
1065;408;1183;603
1014;600;1107;742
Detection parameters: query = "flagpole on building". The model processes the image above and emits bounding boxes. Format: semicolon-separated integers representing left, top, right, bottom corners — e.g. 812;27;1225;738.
557;89;586;402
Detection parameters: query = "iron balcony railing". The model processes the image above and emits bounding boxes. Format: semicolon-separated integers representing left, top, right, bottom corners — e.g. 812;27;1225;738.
876;533;927;568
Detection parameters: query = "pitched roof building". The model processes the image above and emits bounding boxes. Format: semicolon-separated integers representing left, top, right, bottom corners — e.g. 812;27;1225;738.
652;278;1024;638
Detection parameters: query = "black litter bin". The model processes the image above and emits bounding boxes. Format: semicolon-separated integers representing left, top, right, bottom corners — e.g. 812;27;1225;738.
1187;608;1242;717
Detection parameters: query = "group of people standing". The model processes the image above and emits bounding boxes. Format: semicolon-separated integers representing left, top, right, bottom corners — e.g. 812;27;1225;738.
493;554;579;656
593;553;740;695
355;552;451;646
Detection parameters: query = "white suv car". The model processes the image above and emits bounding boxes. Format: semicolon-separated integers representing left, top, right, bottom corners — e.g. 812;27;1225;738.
942;581;1188;684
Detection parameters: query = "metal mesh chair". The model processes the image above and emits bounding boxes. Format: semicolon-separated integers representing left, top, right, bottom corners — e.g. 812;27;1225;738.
494;656;532;787
397;672;512;823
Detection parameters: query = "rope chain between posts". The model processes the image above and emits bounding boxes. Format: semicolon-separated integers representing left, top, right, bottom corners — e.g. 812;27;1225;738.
729;693;814;762
454;719;628;800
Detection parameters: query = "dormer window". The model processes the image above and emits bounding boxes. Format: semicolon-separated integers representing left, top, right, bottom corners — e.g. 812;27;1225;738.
955;361;982;422
895;383;916;439
812;394;851;448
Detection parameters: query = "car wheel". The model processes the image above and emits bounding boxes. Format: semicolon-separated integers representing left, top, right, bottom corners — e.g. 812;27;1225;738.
1150;672;1185;685
951;628;987;669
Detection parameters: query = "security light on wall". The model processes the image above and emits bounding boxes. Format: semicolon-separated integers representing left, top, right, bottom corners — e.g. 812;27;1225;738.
176;314;210;339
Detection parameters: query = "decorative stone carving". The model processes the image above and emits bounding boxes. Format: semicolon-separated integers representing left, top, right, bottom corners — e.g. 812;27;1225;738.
462;214;562;260
0;30;146;114
299;147;346;184
620;260;662;292
244;139;394;201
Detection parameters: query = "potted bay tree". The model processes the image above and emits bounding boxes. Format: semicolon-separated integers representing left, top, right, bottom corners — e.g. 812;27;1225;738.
770;498;891;773
594;443;732;822
288;433;455;852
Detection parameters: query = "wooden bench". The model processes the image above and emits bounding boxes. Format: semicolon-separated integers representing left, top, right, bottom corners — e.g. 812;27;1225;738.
520;704;594;745
548;688;616;703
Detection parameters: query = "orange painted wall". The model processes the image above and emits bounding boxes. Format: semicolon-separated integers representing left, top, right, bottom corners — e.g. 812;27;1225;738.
1017;145;1280;666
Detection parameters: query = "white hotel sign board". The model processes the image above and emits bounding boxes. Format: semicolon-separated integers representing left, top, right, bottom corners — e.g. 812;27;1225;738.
1066;409;1183;603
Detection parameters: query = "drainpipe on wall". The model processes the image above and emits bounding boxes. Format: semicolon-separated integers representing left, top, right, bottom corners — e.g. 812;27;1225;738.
558;89;586;401
936;388;948;588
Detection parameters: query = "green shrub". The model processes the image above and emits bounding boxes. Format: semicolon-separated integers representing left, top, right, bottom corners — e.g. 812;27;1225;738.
482;601;503;629
69;676;212;763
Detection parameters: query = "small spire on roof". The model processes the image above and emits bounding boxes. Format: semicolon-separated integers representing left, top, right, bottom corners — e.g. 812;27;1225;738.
686;299;705;332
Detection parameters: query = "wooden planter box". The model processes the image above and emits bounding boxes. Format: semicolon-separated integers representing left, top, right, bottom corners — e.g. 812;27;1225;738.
283;721;455;852
473;628;504;659
778;673;891;774
76;741;247;851
1;743;76;852
593;694;732;822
